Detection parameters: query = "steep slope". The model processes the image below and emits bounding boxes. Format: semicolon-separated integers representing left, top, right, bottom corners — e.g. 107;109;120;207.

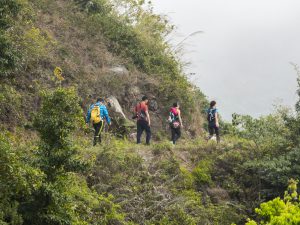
0;0;207;136
85;138;244;224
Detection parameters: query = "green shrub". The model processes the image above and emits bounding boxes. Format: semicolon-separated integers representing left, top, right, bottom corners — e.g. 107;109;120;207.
0;0;22;75
0;0;53;76
18;87;128;225
20;26;54;66
178;167;194;190
34;87;83;147
281;111;300;147
0;132;43;225
0;33;19;75
232;113;292;153
152;141;173;155
0;84;22;124
159;157;181;179
33;87;85;178
159;205;197;225
246;179;300;225
192;160;212;186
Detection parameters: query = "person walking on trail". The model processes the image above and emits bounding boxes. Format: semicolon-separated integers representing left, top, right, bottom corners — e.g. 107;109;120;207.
134;96;151;145
207;100;220;143
168;102;183;145
86;98;111;146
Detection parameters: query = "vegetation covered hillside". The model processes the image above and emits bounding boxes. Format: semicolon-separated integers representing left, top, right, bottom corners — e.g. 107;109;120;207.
0;0;206;134
1;0;300;225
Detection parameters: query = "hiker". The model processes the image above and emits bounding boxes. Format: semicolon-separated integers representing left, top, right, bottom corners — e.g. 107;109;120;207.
134;96;151;145
168;102;183;145
207;100;220;143
86;98;111;146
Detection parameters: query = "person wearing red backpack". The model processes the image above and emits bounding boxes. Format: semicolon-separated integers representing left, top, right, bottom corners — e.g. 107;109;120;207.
168;102;183;145
134;96;151;145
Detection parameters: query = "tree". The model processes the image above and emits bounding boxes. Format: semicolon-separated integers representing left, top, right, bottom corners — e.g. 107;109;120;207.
290;62;300;113
34;87;84;179
232;113;291;152
0;132;43;225
21;87;127;225
246;179;300;225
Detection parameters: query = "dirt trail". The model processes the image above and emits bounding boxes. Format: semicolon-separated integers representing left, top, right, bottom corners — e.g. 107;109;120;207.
134;144;195;172
135;146;155;168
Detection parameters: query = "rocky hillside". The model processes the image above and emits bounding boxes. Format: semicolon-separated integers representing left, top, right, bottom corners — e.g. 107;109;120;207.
0;0;207;135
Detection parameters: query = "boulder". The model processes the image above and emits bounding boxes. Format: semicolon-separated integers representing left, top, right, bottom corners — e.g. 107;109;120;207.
109;65;129;76
106;96;126;119
106;96;135;138
149;98;158;111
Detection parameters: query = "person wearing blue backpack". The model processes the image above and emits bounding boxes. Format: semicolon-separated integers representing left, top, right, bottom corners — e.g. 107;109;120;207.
86;98;111;146
207;100;220;143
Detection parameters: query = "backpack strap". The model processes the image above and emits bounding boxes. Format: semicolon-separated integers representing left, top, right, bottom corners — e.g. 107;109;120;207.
207;108;216;122
170;108;179;122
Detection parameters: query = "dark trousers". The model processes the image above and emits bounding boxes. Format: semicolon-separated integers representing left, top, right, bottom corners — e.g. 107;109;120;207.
171;127;181;144
93;121;104;146
137;120;151;145
208;124;220;143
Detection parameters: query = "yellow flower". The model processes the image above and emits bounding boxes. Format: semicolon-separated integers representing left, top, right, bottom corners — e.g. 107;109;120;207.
54;67;64;81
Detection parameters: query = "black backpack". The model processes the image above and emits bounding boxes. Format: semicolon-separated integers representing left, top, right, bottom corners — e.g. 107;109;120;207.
135;103;146;120
207;108;216;122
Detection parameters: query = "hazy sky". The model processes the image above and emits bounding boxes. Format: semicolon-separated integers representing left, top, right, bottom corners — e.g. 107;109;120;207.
152;0;300;120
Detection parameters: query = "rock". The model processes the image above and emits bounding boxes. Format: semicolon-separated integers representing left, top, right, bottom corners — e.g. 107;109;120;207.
109;65;129;76
149;98;158;111
106;96;135;138
106;96;126;119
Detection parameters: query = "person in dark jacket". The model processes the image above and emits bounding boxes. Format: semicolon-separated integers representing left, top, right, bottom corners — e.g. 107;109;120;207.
134;96;151;145
207;100;220;143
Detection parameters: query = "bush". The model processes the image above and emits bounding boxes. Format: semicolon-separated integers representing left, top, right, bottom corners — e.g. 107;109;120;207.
159;205;197;225
152;141;173;155
232;113;292;153
0;132;43;225
34;87;83;146
0;84;22;124
0;0;22;75
17;87;128;225
192;160;212;187
246;179;300;225
33;87;85;178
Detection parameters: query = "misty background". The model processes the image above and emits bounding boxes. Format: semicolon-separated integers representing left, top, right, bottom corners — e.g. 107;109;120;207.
152;0;300;121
